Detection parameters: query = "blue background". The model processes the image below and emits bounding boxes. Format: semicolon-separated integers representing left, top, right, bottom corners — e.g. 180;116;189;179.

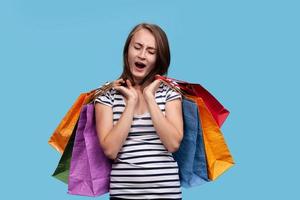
1;0;299;199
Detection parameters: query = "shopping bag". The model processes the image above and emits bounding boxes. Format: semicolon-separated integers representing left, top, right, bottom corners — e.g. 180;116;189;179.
68;103;112;197
157;75;234;181
48;82;114;154
155;75;230;127
190;96;234;180
52;122;78;183
173;98;209;188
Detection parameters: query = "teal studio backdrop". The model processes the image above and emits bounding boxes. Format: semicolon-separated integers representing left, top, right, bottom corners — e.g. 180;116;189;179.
0;0;299;199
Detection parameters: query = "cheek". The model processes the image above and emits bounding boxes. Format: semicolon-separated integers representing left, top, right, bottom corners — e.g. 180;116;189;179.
149;55;157;66
127;51;135;64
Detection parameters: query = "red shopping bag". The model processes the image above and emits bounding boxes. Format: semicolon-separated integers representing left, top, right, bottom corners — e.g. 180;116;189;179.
155;75;230;127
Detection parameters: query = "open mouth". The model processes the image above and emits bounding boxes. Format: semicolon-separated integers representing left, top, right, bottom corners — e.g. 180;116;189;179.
135;61;146;69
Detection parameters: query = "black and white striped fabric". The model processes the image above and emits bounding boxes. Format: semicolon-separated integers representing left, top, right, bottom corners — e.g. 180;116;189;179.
95;82;182;200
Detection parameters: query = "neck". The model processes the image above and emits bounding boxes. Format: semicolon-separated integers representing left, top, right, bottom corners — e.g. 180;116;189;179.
133;77;153;91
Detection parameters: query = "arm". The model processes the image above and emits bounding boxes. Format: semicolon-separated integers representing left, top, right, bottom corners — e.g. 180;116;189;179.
95;102;136;160
95;79;138;160
144;91;183;153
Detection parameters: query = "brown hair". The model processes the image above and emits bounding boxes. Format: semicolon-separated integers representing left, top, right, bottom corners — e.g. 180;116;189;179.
119;23;171;86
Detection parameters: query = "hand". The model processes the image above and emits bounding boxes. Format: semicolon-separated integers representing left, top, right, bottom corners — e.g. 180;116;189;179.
143;79;162;101
113;79;138;106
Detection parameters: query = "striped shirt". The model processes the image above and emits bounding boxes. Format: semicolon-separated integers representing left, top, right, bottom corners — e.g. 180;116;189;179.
95;82;182;199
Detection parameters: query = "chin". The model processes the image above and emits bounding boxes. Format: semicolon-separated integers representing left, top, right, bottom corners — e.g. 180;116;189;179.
131;70;146;78
133;75;146;82
132;74;149;84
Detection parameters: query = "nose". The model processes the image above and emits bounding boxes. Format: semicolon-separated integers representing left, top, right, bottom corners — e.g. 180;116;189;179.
138;48;146;60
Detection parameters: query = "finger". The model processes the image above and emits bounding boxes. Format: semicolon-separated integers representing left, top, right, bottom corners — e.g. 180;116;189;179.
114;85;126;90
154;79;161;84
119;78;125;84
117;85;130;92
126;79;132;88
113;79;124;87
152;79;162;91
153;79;161;87
114;85;127;94
154;74;161;80
115;78;124;83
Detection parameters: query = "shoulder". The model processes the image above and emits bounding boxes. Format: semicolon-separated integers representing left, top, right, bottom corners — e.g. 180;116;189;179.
94;88;118;107
157;82;172;94
155;81;182;103
159;82;182;102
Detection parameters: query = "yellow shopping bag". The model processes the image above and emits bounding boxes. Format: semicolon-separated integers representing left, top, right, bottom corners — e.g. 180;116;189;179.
189;95;234;180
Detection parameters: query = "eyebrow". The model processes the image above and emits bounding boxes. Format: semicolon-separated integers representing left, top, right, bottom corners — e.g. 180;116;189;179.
134;42;156;50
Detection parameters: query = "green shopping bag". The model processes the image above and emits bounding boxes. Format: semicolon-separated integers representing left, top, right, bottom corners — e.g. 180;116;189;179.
52;122;78;183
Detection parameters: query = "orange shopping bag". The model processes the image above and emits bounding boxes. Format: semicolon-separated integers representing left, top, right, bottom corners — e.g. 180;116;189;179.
48;82;113;153
48;91;95;153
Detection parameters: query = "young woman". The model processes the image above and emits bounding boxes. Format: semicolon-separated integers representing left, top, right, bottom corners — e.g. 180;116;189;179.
94;23;183;200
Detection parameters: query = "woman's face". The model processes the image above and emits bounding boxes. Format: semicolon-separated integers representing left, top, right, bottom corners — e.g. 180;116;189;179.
127;28;157;84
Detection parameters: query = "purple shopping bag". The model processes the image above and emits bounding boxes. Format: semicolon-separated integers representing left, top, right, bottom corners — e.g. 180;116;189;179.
68;104;112;197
